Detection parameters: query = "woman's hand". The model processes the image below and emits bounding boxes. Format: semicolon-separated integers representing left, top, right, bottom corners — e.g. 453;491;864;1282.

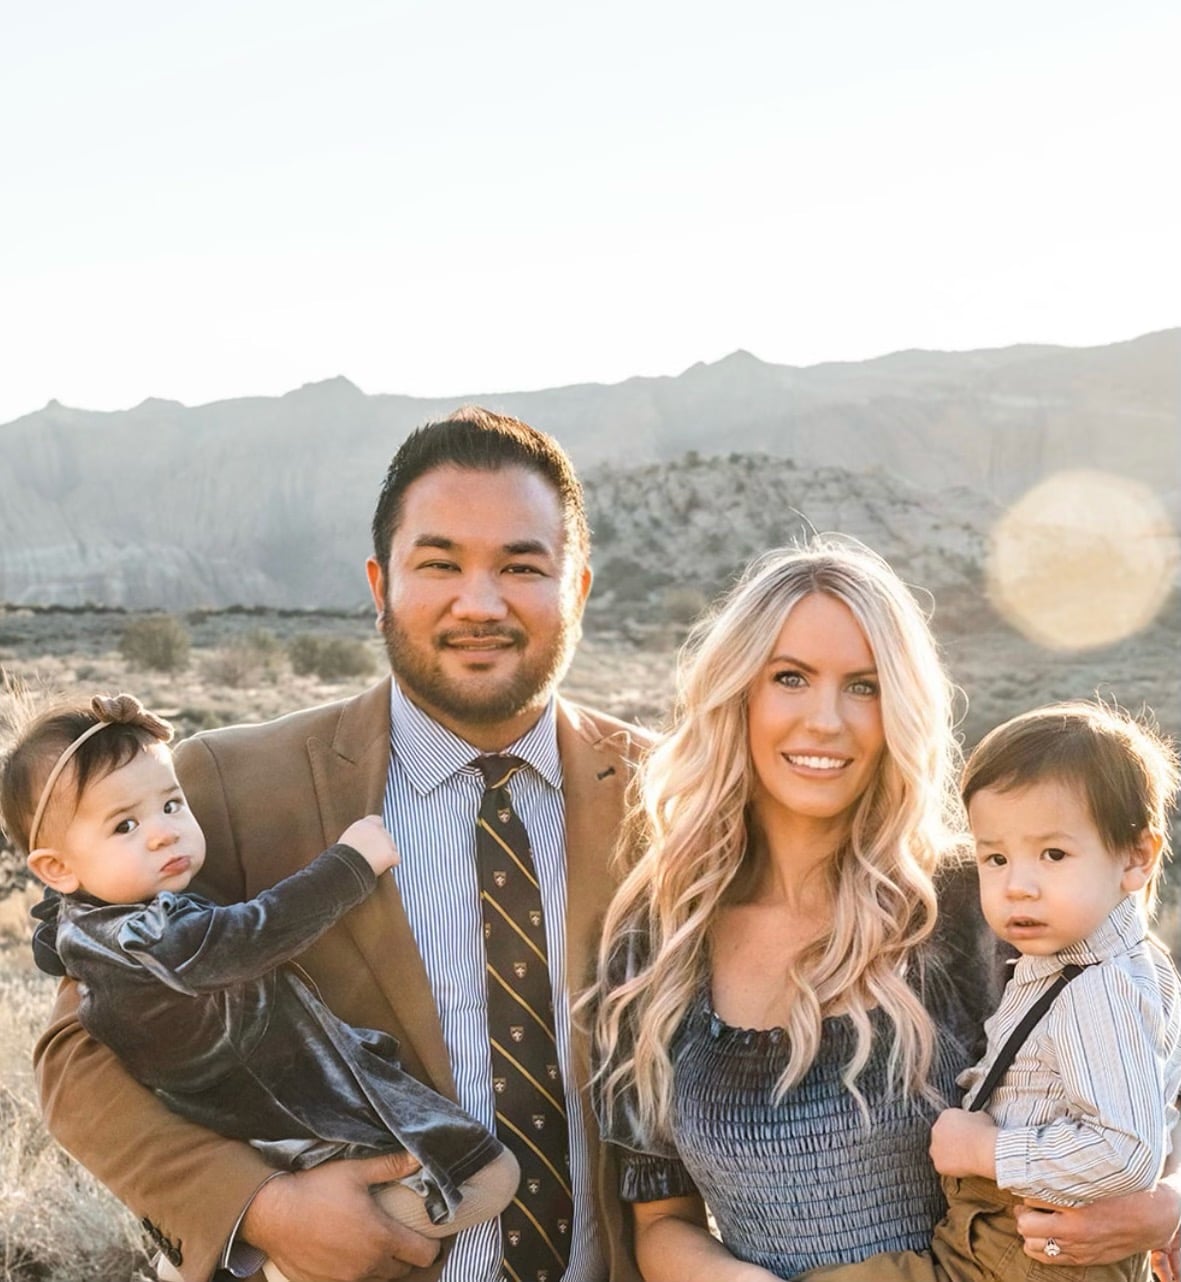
1013;1179;1181;1273
928;1107;998;1180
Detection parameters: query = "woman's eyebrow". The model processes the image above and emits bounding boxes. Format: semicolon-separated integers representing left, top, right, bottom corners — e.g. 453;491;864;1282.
766;652;878;679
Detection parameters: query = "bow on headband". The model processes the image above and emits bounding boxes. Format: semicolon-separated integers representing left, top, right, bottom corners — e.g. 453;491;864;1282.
26;693;174;852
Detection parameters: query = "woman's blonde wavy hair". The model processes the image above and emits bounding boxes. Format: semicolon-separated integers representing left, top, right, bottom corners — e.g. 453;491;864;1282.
590;536;965;1145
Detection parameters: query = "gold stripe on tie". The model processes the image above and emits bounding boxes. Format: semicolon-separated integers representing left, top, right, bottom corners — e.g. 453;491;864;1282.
477;818;541;887
481;894;549;965
486;968;558;1039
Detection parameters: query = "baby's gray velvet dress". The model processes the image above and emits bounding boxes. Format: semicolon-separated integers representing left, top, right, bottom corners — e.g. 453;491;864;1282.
47;844;502;1224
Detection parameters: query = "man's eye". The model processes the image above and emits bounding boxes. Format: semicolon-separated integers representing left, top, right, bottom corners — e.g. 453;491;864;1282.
504;564;544;576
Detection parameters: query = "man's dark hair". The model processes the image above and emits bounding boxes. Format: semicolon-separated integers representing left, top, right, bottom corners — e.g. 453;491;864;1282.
370;406;589;567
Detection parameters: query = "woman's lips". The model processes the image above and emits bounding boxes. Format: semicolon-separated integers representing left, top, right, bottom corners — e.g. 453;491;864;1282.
782;753;851;772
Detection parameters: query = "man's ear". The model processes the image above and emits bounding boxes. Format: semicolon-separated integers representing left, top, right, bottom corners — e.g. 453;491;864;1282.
1121;827;1164;894
365;557;387;632
27;848;80;895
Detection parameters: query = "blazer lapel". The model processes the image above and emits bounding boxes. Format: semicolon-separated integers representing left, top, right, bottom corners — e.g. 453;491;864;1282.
558;700;632;1019
305;678;457;1097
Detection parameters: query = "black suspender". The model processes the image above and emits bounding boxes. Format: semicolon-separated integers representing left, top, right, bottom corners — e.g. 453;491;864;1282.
968;963;1090;1113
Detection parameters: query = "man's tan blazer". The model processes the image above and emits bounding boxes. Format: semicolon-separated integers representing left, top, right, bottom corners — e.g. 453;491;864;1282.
34;678;649;1282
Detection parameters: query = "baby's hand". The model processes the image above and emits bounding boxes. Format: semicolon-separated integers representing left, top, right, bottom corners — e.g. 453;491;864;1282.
339;815;400;877
929;1107;998;1181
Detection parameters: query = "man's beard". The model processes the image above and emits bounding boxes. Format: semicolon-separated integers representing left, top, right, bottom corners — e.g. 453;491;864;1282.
379;610;579;728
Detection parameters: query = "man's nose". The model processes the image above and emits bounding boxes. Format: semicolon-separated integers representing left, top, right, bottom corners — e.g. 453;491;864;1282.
451;573;509;620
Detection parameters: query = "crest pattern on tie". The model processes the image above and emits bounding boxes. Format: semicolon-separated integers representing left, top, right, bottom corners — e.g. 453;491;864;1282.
474;755;572;1282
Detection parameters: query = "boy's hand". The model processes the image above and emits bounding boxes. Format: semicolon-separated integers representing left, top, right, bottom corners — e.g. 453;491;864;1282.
339;815;401;877
929;1107;998;1180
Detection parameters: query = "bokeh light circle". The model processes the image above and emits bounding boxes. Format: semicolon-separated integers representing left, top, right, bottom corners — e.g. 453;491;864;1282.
986;469;1179;652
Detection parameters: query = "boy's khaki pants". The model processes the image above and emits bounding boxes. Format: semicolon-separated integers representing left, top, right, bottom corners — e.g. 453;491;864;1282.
798;1176;1148;1282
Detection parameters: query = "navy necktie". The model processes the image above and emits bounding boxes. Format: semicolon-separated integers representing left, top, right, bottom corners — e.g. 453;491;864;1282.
474;755;572;1282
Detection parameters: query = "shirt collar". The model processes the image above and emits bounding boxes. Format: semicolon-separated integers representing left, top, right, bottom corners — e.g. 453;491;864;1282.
1015;894;1148;981
389;680;563;795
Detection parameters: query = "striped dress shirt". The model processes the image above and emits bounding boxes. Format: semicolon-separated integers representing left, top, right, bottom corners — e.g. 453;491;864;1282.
382;681;604;1282
960;894;1181;1206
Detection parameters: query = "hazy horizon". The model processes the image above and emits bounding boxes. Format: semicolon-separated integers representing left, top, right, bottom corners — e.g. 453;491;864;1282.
3;0;1178;426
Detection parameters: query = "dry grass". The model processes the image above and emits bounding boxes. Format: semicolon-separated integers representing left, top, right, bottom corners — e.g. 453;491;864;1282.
0;910;152;1282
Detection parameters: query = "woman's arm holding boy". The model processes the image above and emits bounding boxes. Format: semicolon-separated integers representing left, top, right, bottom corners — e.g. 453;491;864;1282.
1011;962;1181;1274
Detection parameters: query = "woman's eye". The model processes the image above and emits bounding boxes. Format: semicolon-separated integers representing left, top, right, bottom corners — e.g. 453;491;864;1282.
849;679;879;697
773;671;805;688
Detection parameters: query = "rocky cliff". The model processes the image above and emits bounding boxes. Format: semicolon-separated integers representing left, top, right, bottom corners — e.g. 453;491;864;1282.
0;329;1175;609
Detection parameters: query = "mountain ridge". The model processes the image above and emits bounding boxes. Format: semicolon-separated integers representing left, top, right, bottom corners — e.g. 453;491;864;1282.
1;329;1176;609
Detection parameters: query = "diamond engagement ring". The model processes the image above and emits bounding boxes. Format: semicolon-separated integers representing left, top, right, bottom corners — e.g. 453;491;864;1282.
1044;1238;1062;1258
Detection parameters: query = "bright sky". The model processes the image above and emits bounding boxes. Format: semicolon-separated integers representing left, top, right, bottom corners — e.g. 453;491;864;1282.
2;0;1178;426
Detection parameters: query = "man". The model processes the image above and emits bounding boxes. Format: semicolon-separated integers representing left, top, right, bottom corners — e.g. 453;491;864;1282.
34;408;649;1282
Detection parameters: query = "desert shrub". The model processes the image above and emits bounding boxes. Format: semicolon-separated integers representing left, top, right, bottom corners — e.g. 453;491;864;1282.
660;586;708;626
1;842;30;897
201;628;284;688
0;969;152;1281
175;705;244;734
594;557;673;602
288;634;376;681
119;615;190;673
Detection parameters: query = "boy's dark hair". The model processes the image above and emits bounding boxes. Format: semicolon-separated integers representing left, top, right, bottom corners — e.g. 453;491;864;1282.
370;406;589;567
962;700;1180;907
0;695;171;854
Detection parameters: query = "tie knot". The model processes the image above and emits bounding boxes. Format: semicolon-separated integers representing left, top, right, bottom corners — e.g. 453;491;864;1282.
473;754;525;791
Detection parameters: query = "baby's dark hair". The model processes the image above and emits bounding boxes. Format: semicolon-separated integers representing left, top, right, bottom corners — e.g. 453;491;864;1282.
0;694;173;855
962;700;1180;910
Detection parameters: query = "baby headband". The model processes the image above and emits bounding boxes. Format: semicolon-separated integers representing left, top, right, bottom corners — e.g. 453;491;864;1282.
26;694;173;851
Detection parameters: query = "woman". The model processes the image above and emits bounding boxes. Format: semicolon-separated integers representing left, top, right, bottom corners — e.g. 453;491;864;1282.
590;537;1179;1281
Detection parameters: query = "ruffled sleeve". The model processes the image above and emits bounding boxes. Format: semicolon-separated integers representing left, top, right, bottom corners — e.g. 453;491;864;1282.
590;924;699;1203
616;1146;699;1203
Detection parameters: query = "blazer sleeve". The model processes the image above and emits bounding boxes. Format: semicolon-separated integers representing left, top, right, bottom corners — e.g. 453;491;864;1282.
32;733;277;1282
34;979;274;1281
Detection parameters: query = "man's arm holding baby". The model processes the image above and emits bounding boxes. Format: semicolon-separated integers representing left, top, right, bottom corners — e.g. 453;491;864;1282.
33;733;439;1281
35;979;278;1281
35;999;435;1281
